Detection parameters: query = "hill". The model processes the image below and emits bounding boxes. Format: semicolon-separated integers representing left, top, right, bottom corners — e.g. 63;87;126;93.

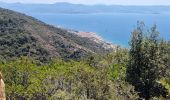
1;2;170;14
0;7;114;63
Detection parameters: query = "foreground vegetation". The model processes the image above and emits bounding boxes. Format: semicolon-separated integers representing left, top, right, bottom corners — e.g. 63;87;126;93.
0;56;138;100
0;7;170;100
0;19;170;99
127;22;170;99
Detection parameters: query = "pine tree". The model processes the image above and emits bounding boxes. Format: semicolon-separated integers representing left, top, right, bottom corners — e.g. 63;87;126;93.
126;22;168;99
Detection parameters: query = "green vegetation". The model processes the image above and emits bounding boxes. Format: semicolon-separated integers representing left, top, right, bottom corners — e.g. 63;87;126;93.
0;8;112;63
0;7;170;100
0;57;138;100
127;22;170;99
2;32;169;99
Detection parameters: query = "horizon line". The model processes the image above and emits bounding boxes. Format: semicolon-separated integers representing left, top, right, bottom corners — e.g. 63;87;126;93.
1;1;170;6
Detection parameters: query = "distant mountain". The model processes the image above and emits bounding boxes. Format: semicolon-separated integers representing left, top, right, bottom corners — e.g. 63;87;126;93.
0;7;115;63
1;2;170;14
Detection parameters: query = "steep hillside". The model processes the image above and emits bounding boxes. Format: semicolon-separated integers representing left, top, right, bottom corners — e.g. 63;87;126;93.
0;8;114;63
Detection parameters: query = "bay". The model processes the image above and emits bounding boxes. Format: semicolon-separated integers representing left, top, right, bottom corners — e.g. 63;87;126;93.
28;13;170;47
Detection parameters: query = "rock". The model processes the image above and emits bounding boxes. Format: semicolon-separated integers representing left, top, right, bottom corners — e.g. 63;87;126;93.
0;72;5;100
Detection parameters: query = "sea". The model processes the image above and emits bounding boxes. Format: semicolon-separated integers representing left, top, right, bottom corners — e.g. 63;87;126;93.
28;13;170;47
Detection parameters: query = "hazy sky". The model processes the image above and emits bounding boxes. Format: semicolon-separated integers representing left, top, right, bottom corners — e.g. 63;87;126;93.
0;0;170;5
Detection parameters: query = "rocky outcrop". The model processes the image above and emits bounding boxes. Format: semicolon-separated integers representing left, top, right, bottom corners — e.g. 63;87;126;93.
0;72;5;100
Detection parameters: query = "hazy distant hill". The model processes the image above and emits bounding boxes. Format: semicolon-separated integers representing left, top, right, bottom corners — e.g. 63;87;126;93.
1;2;170;14
0;7;114;63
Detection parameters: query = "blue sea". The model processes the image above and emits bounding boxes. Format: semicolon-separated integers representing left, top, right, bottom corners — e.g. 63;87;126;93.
28;13;170;47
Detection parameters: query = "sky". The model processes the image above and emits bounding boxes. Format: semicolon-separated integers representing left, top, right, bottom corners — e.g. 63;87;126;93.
0;0;170;5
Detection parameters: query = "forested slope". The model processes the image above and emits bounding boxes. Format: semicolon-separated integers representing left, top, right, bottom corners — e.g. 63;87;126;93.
0;8;113;63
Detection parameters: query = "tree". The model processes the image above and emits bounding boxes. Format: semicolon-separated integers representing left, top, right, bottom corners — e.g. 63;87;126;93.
159;41;170;97
126;22;168;99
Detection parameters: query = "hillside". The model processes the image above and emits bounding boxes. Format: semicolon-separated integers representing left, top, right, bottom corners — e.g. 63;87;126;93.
0;6;170;100
0;7;114;63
